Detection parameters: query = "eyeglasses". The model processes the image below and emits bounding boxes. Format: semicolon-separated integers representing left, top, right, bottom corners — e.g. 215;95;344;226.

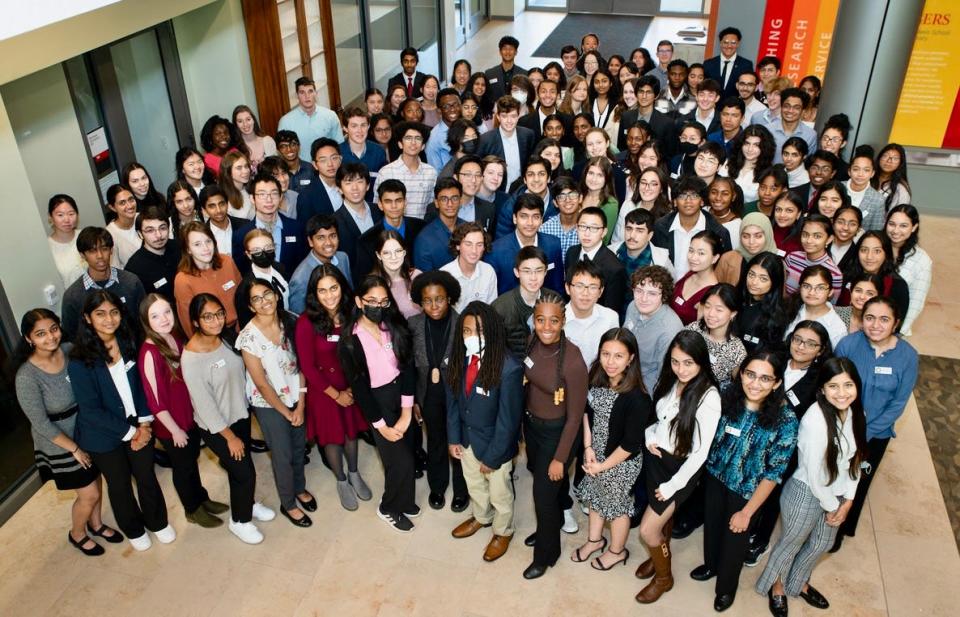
791;335;821;349
421;296;448;307
880;154;900;163
822;135;843;144
362;298;391;308
676;191;701;201
809;164;833;173
458;172;482;180
373;127;392;133
250;289;276;306
638;180;660;189
556;192;579;202
254;191;281;200
315;155;343;165
518;267;547;276
577;224;603;234
402;135;424;143
742;369;777;385
633;287;661;298
800;283;830;294
570;282;601;293
436;195;460;204
380;248;406;258
200;309;227;322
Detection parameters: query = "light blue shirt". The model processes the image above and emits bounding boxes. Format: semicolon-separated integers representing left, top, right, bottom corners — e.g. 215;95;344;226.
277;105;344;150
288;251;353;314
768;118;818;164
459;198;476;223
426;121;452;170
255;216;285;260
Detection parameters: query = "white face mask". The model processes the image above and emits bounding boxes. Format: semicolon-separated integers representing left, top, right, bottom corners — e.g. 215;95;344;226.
511;90;528;105
464;335;484;357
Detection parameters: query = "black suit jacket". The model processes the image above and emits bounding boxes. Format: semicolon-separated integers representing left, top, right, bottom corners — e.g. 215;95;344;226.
476;127;536;173
617;108;678;157
423;197;496;237
388;71;428;99
355;216;425;283
484;64;528;101
564;245;628;320
232;213;307;275
337;329;415;426
703;55;755;99
333;205;384;285
651;210;733;264
296;179;336;224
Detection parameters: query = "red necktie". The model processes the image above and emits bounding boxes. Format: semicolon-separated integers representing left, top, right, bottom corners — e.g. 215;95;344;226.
465;355;479;395
407;76;414;98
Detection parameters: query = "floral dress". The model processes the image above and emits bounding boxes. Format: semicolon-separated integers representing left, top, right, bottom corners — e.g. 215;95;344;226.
574;387;644;519
236;321;301;408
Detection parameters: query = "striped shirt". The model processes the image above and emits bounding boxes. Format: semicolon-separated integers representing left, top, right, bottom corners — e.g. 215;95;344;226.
783;251;842;301
373;158;438;219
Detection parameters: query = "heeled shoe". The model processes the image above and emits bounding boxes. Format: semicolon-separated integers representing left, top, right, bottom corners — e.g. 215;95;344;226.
280;507;313;528
571;537;607;563
68;532;104;556
87;523;124;544
591;547;629;570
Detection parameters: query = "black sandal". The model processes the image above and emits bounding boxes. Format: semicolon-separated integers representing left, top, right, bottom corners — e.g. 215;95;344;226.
68;532;105;556
571;537;607;562
87;523;124;543
591;547;630;570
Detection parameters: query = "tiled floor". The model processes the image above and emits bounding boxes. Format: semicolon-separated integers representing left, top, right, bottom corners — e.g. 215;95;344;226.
1;12;958;617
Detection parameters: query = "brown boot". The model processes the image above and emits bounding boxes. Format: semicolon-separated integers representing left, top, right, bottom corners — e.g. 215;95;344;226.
635;541;674;604
635;517;673;579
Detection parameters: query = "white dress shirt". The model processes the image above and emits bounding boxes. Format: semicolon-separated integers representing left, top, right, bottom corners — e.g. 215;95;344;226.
563;304;620;367
792;402;860;512
440;258;498;311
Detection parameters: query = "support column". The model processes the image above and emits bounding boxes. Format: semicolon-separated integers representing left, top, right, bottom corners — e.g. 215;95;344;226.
817;0;924;147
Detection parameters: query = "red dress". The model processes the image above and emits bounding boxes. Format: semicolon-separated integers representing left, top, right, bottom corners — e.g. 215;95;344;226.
671;271;715;325
294;314;368;445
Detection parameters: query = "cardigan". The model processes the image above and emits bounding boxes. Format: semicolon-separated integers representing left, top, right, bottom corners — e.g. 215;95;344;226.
586;388;652;460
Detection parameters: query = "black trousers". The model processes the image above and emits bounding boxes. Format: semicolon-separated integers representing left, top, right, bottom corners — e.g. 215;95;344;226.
371;380;416;516
525;413;576;567
674;481;705;530
201;418;256;523
703;474;755;597
90;439;168;538
157;425;210;514
420;387;467;497
839;437;889;538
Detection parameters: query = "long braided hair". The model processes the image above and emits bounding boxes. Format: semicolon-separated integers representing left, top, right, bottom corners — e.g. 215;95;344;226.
446;301;508;392
524;290;569;405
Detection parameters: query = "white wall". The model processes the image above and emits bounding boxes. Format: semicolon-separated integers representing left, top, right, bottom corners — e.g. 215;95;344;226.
490;0;524;19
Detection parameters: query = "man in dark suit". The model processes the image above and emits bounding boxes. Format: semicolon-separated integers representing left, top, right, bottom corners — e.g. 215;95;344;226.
199;185;248;257
295;137;342;223
446;302;524;563
388;47;428;99
563;206;627;320
703;27;755;99
617;75;678;157
425;156;497;237
485;194;564;296
652;176;732;277
676;78;723;136
232;174;307;274
477;96;536;189
356;178;426;282
330;163;383;283
484;36;527;101
518;79;568;142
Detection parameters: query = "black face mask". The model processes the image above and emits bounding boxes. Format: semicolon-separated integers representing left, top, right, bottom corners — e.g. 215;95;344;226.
679;142;698;156
461;139;477;155
250;249;275;268
363;305;385;323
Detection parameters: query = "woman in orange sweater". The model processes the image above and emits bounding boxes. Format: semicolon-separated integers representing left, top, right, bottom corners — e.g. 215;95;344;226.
173;222;242;336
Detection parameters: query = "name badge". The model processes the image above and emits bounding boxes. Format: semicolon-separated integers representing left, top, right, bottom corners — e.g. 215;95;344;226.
326;334;340;342
65;375;71;383
787;390;800;406
523;356;534;369
222;280;235;291
120;296;127;303
476;387;489;397
744;334;759;344
725;425;742;437
875;366;893;375
299;179;311;186
775;249;786;257
547;263;555;270
489;78;499;84
124;360;136;372
213;359;226;369
285;235;297;243
674;296;684;306
153;277;167;289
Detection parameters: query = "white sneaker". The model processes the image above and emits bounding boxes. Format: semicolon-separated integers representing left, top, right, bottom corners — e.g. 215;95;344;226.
562;508;579;534
252;502;276;522
129;533;152;551
153;524;176;544
229;519;264;545
579;501;589;515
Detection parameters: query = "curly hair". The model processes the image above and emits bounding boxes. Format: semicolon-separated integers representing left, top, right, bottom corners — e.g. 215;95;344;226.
631;265;674;304
448;222;490;257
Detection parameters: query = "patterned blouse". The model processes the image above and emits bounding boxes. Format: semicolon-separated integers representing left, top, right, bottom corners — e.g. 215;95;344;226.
706;404;798;500
236;321;301;408
684;321;747;391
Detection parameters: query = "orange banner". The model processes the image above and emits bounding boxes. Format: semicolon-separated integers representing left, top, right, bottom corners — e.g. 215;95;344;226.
806;0;840;78
782;0;821;82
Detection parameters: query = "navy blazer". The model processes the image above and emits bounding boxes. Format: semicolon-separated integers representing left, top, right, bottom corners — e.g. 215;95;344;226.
617;108;678;157
494;188;558;239
564;244;628;320
388;71;428;99
483;64;528;101
703;54;755;99
296;179;336;224
486;232;565;295
445;354;524;469
413;217;462;272
476;126;537;174
424;196;497;238
333;204;383;285
232;213;307;275
68;356;152;454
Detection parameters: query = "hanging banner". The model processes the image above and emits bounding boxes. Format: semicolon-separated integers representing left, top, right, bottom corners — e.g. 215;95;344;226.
755;0;840;83
889;0;960;149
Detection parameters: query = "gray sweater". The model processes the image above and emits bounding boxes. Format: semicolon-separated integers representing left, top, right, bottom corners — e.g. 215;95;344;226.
623;303;684;394
181;342;249;434
15;344;80;458
60;269;145;340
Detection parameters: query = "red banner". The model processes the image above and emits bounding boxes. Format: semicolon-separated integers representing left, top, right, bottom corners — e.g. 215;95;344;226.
756;0;796;63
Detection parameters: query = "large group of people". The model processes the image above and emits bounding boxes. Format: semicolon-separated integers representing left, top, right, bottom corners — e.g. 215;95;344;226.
16;23;928;616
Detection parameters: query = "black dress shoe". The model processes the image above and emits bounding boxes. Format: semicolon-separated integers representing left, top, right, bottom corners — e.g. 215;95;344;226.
827;533;843;553
68;532;105;556
428;492;445;510
280;507;313;528
522;562;550;579
690;564;717;581
671;518;698;539
524;532;537;547
799;585;829;609
153;448;172;468
297;491;318;512
249;439;269;453
768;589;788;617
451;495;469;512
714;593;736;612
